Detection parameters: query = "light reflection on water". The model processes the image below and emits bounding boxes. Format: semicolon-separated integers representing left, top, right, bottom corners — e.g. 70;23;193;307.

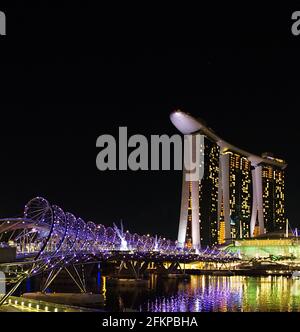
22;274;300;312
141;275;300;312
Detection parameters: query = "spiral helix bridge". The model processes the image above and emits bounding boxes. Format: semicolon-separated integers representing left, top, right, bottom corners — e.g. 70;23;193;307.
0;197;240;305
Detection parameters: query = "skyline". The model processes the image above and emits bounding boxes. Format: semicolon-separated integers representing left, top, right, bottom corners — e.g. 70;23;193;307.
0;48;298;240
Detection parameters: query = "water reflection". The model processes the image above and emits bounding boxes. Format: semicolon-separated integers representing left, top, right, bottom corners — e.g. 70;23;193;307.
140;275;300;312
101;275;300;311
143;276;243;312
19;273;300;312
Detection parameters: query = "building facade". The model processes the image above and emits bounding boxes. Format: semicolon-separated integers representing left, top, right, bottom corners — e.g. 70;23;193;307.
199;137;220;247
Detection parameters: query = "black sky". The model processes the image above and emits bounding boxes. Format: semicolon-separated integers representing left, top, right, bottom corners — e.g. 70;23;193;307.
0;5;299;239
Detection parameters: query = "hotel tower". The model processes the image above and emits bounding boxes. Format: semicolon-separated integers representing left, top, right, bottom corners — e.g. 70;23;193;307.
170;110;287;249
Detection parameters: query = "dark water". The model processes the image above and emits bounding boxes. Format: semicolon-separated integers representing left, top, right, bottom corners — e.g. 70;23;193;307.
101;275;300;312
21;274;300;312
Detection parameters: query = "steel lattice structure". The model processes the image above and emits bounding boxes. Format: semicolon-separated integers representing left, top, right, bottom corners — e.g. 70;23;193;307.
0;197;240;305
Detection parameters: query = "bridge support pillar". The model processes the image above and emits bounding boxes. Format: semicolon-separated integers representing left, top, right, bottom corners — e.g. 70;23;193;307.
117;260;149;279
64;265;87;293
154;261;183;275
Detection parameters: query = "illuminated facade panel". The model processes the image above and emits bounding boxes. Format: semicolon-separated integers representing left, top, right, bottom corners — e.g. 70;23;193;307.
261;165;286;232
274;168;285;229
262;165;274;232
199;138;220;247
177;135;202;249
229;153;252;238
218;153;231;243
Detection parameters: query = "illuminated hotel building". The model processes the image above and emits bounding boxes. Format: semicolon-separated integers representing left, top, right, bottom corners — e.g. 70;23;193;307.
170;110;287;248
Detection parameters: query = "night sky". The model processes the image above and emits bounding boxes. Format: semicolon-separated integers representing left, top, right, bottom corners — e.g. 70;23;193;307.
0;5;299;240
